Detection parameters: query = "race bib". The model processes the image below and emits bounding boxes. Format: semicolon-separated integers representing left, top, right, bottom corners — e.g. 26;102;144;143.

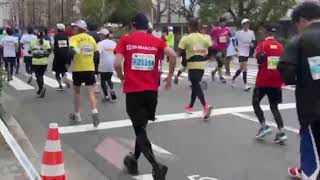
267;56;280;69
132;53;155;71
58;40;68;48
81;45;94;55
192;44;208;56
219;36;227;43
308;56;320;80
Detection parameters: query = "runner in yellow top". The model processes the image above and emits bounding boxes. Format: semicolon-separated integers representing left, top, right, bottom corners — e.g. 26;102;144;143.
165;26;175;48
68;20;100;127
177;19;213;120
30;30;51;98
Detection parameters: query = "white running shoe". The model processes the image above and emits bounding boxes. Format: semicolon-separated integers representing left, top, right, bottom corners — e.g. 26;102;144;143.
244;84;251;91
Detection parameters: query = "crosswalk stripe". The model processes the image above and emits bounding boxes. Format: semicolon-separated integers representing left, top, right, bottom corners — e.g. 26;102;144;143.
8;77;35;90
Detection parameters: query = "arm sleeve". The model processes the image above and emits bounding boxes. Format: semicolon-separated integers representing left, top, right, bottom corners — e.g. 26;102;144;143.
278;36;299;85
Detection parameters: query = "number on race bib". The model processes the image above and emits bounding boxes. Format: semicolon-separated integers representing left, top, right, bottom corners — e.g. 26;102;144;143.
58;40;68;48
131;53;155;71
219;36;227;43
267;56;280;70
308;56;320;80
81;45;94;55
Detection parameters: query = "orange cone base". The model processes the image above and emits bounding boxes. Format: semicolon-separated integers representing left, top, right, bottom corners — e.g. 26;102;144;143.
42;175;66;180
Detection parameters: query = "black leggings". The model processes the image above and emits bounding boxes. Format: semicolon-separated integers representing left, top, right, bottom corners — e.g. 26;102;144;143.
4;57;16;78
32;65;47;91
252;87;284;129
126;91;159;169
188;69;206;107
55;72;66;86
100;72;114;97
24;57;33;75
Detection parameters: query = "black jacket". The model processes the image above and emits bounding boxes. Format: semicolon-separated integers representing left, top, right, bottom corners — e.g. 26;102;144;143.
53;32;69;72
278;22;320;127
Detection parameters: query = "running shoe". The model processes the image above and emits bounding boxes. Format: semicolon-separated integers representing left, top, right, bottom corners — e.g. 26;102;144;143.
69;113;82;123
152;164;168;180
255;125;272;139
203;105;213;120
173;76;179;85
225;72;231;76
231;79;235;88
220;77;227;84
39;88;46;98
27;75;33;84
244;84;251;91
92;113;100;127
274;131;288;144
184;105;194;114
110;91;117;100
288;167;302;179
124;152;138;175
57;86;63;91
65;82;71;89
36;89;41;95
102;95;110;102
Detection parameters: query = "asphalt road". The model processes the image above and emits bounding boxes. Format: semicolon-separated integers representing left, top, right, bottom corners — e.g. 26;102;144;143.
2;57;300;180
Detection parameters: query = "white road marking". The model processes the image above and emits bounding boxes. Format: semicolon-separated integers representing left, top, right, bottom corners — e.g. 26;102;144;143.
59;103;296;134
8;77;35;90
231;112;299;134
133;174;153;180
0;118;41;179
117;137;172;155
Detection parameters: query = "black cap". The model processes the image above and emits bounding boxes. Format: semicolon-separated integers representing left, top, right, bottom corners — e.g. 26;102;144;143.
132;13;149;30
263;24;277;33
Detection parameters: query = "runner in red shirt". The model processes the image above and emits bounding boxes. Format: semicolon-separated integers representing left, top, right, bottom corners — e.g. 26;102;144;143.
210;16;231;83
253;24;288;143
114;13;177;180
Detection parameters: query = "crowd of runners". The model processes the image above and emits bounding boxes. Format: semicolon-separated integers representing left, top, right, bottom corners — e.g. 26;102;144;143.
0;1;320;180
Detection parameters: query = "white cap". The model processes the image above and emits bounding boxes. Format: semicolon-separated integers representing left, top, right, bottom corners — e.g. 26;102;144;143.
168;26;173;31
56;23;65;31
71;20;88;31
241;18;250;25
97;28;110;36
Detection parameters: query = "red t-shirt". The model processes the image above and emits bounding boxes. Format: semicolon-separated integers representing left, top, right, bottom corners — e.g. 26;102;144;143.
255;37;284;88
210;26;231;51
115;32;166;93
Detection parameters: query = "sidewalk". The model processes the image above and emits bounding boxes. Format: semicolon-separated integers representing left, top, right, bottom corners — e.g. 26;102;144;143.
0;136;27;180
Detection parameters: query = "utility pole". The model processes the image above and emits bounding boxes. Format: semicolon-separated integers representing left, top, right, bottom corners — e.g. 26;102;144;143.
61;0;64;22
48;0;51;27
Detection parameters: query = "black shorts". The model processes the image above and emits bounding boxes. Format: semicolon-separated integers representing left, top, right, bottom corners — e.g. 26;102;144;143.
253;87;282;104
72;71;96;86
126;91;158;126
239;56;249;63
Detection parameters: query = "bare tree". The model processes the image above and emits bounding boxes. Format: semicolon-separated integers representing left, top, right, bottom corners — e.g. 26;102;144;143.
168;0;199;22
153;0;169;25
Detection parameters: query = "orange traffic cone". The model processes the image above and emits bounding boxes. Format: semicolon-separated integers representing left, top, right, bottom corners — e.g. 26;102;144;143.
41;123;66;180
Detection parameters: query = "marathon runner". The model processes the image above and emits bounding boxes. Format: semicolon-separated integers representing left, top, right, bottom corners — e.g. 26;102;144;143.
232;19;256;91
114;13;176;180
178;18;213;119
68;20;100;127
52;23;71;91
253;24;288;143
278;2;320;179
30;29;51;98
165;26;175;48
210;16;231;83
225;31;238;76
97;28;117;101
20;27;37;84
0;28;19;82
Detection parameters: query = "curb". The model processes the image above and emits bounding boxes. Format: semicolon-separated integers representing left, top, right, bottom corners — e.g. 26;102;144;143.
0;103;39;165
